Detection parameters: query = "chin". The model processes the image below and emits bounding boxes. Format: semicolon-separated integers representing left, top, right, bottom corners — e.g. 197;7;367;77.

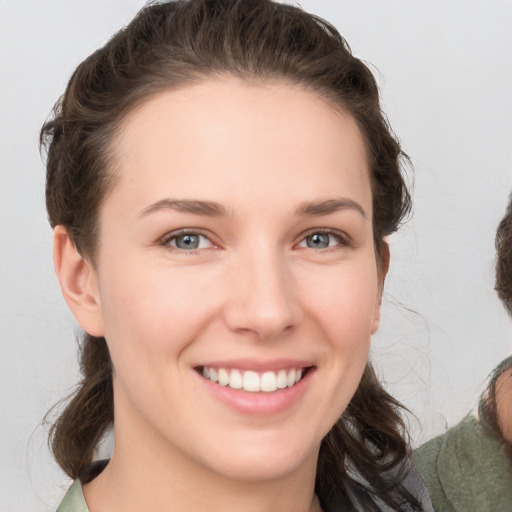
197;432;320;483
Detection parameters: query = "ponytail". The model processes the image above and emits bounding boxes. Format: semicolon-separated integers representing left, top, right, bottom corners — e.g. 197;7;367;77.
316;363;421;510
48;334;113;479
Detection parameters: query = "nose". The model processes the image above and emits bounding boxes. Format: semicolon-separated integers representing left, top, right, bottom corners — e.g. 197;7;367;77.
223;249;303;341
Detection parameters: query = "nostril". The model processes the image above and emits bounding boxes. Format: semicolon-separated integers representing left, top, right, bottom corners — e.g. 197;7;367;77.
224;302;302;341
222;260;303;339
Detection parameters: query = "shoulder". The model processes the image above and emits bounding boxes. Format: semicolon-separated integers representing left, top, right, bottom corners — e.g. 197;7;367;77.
335;459;434;512
398;459;435;512
413;413;512;511
56;480;89;512
55;460;108;512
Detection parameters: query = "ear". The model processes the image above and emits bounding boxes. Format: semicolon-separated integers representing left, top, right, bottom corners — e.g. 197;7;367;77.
371;241;390;334
53;225;104;337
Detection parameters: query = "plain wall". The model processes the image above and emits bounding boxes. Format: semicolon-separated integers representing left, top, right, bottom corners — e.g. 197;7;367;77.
1;1;511;510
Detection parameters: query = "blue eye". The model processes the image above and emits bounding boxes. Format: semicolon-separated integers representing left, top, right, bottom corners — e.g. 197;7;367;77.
299;231;343;249
306;233;330;249
166;232;212;251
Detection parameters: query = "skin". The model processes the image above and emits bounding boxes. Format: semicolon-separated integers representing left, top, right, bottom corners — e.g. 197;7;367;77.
54;79;386;512
496;369;512;444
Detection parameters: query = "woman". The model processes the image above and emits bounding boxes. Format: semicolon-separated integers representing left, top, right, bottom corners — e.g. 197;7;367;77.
414;196;512;511
42;1;432;510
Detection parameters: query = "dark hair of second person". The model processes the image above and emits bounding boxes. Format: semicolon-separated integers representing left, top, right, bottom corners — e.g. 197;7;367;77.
480;196;512;456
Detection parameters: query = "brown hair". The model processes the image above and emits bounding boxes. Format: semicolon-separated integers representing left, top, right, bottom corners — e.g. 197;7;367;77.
41;1;416;509
495;194;512;316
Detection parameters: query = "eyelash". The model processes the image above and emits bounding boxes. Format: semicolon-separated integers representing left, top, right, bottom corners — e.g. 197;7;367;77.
296;228;352;251
158;227;352;254
159;229;217;254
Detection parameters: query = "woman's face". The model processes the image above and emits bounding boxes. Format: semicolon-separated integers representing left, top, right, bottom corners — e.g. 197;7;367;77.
81;79;382;482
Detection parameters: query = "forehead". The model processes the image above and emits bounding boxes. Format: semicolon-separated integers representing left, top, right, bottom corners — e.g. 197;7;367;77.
108;78;372;215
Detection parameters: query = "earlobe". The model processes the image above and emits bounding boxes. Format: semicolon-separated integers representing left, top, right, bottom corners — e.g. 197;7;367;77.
371;307;381;335
371;241;390;335
379;241;390;283
53;226;104;337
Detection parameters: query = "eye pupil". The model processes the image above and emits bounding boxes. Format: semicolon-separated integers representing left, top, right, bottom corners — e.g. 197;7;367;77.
176;234;200;250
307;233;329;249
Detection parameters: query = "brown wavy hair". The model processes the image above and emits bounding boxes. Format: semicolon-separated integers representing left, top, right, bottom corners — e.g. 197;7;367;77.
41;1;417;509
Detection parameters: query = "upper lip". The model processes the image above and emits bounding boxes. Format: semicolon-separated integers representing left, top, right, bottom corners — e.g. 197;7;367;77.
194;358;314;373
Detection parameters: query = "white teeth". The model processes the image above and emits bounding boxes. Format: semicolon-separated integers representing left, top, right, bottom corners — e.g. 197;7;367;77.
230;369;243;389
287;369;296;387
243;371;260;392
202;366;306;392
260;371;277;392
276;369;287;389
218;368;229;386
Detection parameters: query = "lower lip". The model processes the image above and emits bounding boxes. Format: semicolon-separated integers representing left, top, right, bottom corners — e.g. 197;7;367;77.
196;369;314;416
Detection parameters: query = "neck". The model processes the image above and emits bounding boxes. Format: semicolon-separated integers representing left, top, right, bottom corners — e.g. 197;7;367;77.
84;450;321;512
83;406;322;512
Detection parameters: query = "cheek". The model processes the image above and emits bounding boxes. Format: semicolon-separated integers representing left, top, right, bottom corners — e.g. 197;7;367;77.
299;260;378;414
300;260;380;342
97;264;221;368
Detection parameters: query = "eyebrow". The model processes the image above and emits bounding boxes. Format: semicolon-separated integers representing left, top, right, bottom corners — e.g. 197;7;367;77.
138;197;366;219
138;199;229;218
295;198;367;218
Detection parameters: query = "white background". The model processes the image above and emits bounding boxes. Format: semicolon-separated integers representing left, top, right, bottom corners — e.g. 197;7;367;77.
1;1;511;510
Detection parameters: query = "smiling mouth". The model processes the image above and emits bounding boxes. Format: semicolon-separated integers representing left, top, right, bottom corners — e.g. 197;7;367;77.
197;366;312;393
